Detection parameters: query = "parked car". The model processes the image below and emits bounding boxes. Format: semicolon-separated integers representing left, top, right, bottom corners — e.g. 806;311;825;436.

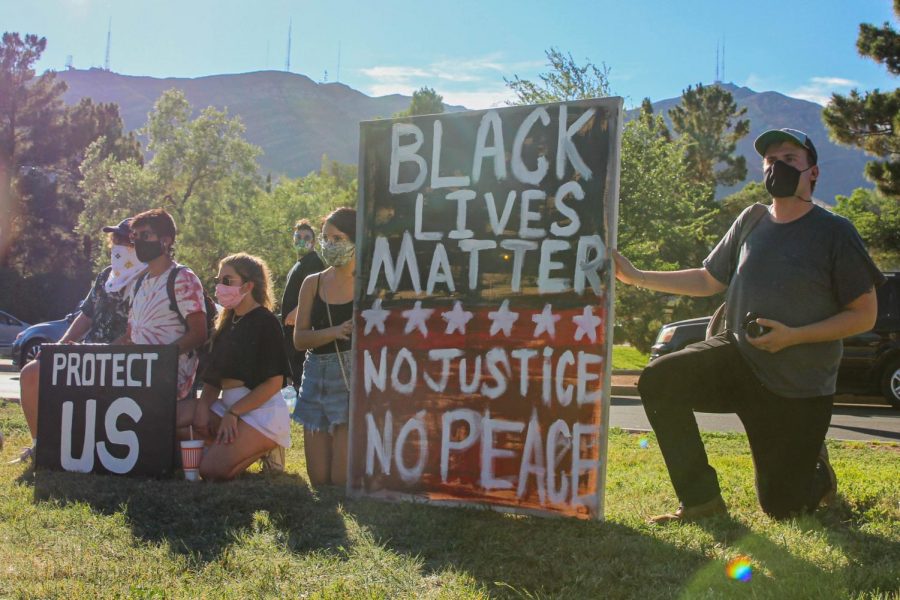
11;312;78;368
0;310;30;358
650;272;900;409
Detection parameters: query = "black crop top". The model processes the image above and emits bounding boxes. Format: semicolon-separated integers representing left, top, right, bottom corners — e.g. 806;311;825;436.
203;306;290;389
310;274;353;355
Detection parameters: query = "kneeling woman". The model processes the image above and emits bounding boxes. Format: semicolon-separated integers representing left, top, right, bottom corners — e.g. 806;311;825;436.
177;253;291;481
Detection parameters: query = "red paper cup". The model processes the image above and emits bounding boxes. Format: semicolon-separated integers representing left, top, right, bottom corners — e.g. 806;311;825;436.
180;440;205;481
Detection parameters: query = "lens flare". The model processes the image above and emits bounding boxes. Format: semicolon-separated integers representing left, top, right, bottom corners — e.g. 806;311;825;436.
639;438;650;449
726;556;752;582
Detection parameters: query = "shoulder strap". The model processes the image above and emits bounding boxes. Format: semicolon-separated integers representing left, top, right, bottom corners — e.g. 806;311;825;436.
166;265;187;326
730;203;768;278
133;271;148;297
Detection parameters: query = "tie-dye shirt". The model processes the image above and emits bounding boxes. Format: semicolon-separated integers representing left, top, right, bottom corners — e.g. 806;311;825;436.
128;263;206;400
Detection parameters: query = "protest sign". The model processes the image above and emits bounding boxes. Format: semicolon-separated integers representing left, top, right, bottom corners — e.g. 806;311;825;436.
349;98;623;519
36;344;178;477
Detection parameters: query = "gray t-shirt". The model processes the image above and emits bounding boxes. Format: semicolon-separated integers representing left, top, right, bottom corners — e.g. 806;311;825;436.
703;204;883;398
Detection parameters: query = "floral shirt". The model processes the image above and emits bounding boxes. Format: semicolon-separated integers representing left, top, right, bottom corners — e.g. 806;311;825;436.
80;266;131;343
128;264;206;400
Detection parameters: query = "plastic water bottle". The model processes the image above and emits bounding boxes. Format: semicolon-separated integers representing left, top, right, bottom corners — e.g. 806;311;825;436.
281;386;298;413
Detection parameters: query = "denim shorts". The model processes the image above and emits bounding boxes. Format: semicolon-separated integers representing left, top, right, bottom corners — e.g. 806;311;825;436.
294;351;350;433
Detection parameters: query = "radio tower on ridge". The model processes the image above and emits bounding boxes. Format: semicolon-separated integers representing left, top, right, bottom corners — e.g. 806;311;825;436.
285;19;292;72
104;18;111;71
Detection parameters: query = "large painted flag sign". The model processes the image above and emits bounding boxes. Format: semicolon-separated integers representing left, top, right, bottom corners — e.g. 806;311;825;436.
350;98;622;519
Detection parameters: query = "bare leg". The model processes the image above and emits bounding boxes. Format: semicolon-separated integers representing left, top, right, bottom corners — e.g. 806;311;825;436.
19;360;40;439
199;420;276;481
304;428;333;486
330;424;349;487
176;398;195;441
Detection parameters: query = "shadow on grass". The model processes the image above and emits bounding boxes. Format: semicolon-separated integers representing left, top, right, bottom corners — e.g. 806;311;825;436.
691;510;900;598
20;466;349;563
346;498;709;599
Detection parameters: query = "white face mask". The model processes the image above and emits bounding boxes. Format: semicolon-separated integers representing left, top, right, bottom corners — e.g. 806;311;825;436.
105;245;147;293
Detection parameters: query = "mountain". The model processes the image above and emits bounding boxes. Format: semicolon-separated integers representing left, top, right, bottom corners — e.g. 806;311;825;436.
58;68;465;179
58;70;871;202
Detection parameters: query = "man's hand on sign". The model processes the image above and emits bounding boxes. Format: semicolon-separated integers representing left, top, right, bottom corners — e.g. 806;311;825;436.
333;319;352;341
611;250;643;286
216;411;239;444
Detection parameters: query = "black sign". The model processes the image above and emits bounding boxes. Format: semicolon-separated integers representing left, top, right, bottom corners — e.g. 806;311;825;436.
349;98;623;519
36;344;179;476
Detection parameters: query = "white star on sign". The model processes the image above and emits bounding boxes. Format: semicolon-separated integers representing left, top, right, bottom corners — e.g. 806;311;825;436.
488;299;519;337
402;301;434;337
361;298;390;335
531;303;560;339
572;306;602;343
441;301;474;335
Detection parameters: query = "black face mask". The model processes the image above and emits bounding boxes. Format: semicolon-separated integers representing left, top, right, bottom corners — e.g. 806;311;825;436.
764;160;813;201
134;239;165;262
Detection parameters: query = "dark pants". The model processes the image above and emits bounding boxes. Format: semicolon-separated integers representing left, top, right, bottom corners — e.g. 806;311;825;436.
638;332;833;519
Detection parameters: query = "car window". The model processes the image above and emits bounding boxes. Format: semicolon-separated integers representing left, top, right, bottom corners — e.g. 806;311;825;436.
875;280;900;327
0;314;10;325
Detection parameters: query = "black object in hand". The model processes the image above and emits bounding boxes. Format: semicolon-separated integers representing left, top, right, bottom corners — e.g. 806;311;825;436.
742;312;771;338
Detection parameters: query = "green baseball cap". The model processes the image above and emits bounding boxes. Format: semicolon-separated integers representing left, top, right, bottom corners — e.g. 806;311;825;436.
754;128;817;165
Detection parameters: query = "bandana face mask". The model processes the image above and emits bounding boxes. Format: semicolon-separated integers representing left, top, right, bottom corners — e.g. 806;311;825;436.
105;245;146;294
319;239;355;267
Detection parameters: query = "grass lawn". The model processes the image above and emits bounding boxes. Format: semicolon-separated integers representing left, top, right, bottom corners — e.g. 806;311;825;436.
611;344;649;371
0;400;897;599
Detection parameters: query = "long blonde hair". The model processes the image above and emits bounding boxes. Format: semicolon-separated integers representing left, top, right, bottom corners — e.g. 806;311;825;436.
214;252;273;337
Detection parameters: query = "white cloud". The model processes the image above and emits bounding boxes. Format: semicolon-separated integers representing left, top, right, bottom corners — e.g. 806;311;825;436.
358;54;542;109
788;75;860;106
809;76;859;87
741;74;860;107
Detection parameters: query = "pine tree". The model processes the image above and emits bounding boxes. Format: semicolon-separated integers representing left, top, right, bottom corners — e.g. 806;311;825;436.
668;83;749;189
823;0;900;197
0;32;139;321
394;87;444;117
505;47;611;104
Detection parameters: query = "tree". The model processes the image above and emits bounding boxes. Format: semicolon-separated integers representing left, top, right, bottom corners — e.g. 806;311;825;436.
833;188;900;269
80;90;359;307
823;1;900;197
0;32;139;321
668;83;749;189
394;87;445;117
503;50;718;351
80;89;260;279
615;117;717;352
505;47;612;104
638;97;671;142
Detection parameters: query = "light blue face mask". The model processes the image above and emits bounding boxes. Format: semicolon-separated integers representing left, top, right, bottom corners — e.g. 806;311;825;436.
293;233;313;255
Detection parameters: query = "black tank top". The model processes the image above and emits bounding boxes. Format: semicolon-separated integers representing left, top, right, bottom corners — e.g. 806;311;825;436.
310;273;353;354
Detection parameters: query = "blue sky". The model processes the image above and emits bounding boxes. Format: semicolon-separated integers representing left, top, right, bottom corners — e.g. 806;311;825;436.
3;0;897;109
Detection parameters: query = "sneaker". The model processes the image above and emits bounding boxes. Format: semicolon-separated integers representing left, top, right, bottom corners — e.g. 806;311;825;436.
261;446;285;473
817;443;838;507
649;494;728;525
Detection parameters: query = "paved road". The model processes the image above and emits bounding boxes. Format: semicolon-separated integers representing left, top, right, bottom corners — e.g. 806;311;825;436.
608;395;900;442
1;369;897;442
